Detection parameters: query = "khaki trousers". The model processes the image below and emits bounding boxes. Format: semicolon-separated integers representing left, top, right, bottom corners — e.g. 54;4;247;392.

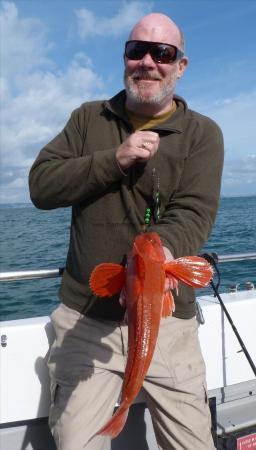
48;304;216;450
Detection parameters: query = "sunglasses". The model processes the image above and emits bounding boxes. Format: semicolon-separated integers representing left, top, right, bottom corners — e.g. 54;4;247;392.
125;40;184;64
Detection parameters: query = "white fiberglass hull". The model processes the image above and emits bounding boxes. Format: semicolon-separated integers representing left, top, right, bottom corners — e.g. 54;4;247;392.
1;290;256;449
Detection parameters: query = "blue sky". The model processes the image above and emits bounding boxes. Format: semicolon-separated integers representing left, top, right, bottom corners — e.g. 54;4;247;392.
1;0;256;203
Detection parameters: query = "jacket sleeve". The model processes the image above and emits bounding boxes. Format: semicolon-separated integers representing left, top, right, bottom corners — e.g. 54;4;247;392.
29;107;123;209
148;117;224;257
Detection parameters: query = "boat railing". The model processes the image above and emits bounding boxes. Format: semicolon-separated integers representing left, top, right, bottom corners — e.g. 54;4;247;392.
0;268;64;282
0;253;255;282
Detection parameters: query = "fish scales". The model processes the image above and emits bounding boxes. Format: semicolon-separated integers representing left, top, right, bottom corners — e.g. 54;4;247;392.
122;256;164;399
123;255;160;396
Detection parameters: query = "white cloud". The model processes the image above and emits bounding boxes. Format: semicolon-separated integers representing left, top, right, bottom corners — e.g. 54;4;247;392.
206;90;256;160
0;1;52;79
189;89;256;196
222;154;256;196
210;92;256;196
76;1;153;38
0;2;107;203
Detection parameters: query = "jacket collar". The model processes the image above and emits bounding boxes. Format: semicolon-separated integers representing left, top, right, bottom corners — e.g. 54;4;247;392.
104;90;188;134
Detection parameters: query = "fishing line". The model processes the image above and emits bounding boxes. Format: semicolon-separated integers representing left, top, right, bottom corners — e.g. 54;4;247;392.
201;253;256;377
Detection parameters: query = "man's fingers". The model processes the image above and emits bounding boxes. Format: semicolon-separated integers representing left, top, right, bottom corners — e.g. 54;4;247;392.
116;130;159;170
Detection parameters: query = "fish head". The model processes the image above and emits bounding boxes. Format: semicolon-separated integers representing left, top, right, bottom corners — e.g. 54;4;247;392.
133;232;165;263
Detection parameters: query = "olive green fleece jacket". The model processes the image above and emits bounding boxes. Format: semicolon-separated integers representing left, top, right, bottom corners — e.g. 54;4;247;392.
29;90;224;321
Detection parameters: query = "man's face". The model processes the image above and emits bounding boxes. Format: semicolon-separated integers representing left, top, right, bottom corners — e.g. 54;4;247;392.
124;52;180;106
124;24;187;111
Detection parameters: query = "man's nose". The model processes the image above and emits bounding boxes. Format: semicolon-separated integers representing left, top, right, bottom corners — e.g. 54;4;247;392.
139;52;156;67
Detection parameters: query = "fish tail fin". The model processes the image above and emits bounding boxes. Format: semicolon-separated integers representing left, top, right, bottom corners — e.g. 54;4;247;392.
162;291;175;317
90;263;126;297
97;404;129;438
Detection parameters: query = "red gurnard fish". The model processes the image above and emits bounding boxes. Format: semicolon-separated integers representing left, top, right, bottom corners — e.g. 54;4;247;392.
89;231;213;439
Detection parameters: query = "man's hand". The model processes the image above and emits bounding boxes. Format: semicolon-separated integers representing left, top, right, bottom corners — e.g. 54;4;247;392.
116;130;160;170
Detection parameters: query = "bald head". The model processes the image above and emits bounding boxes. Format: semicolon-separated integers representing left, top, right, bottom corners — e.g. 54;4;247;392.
129;13;184;51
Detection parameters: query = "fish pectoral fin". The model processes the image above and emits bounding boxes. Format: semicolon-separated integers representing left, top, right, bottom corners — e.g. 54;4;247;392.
162;291;175;317
164;257;213;288
89;263;126;297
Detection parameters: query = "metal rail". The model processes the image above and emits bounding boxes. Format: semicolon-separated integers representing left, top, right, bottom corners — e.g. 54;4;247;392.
0;268;63;282
217;253;256;263
0;253;255;282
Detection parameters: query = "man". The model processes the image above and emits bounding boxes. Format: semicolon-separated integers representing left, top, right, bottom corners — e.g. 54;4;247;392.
29;12;223;450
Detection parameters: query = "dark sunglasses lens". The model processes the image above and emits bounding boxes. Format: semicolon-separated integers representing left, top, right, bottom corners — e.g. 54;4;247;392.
152;45;177;63
125;41;181;63
125;41;148;60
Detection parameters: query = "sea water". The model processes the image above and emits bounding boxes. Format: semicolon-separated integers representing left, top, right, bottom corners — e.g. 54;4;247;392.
0;196;255;321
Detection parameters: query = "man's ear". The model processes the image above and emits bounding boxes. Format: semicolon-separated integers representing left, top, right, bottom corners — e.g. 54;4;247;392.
177;56;189;79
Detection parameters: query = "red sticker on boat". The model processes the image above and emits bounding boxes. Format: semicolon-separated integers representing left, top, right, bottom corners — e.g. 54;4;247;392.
237;433;256;449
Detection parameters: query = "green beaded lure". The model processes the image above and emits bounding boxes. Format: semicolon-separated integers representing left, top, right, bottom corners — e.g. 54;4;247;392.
142;168;161;232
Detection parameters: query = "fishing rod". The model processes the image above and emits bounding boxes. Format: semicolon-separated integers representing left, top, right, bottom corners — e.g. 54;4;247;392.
201;252;256;377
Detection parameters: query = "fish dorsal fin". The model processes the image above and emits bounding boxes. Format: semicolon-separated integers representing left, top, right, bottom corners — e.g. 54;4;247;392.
90;263;126;297
164;256;213;288
162;291;175;318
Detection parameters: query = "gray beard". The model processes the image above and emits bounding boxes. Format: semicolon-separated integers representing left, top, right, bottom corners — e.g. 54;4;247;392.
124;71;176;105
